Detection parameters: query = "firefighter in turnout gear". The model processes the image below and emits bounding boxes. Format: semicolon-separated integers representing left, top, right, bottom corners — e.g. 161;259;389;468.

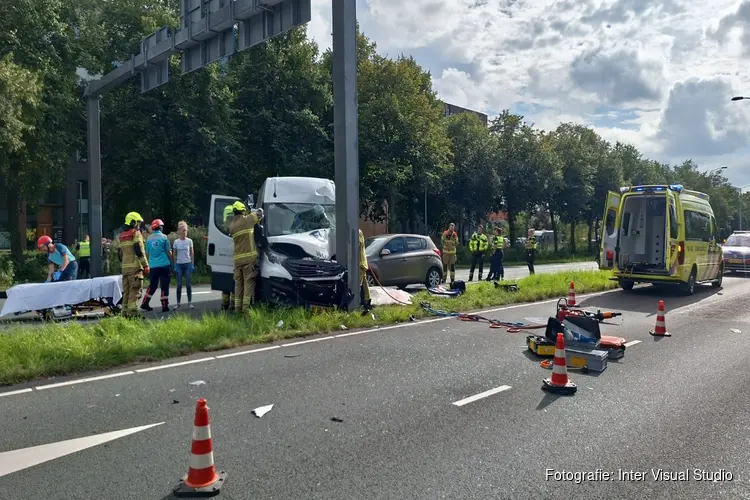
221;204;235;311
525;228;537;275
441;223;458;283
119;212;149;318
468;224;489;281
359;228;372;313
486;226;506;281
228;201;263;313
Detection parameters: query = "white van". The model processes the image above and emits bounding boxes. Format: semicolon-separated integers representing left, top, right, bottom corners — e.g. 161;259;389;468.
207;177;350;307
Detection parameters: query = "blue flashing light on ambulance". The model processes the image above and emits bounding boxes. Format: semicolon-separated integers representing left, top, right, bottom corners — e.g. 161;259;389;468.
599;184;723;295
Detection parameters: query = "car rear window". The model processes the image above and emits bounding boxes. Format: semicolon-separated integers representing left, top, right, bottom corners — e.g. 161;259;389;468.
726;235;750;247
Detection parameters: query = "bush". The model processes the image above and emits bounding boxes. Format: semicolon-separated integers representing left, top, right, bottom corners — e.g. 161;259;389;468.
0;251;50;288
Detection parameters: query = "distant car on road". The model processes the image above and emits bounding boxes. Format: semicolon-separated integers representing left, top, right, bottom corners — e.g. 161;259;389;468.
722;231;750;273
365;234;443;289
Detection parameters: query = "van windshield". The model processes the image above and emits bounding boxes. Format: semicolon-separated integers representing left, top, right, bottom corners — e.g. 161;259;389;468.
725;235;750;247
265;203;336;237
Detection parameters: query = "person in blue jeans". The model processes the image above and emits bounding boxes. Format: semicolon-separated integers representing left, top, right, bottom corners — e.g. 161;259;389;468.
141;219;173;312
37;235;78;281
172;221;195;309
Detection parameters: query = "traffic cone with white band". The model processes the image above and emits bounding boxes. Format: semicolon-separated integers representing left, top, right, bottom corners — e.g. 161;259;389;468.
649;300;671;337
174;398;227;497
567;281;577;307
542;332;577;395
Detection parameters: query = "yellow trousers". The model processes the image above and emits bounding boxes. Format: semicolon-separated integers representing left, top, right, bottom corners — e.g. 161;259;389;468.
122;274;143;316
360;268;370;302
234;256;258;311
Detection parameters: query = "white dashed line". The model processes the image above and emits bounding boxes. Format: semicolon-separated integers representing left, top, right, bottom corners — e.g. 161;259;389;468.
624;340;642;347
134;357;215;373
0;287;624;399
35;371;135;390
453;385;512;407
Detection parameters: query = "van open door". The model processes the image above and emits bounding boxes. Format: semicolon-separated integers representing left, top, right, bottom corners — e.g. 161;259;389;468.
208;194;240;293
599;191;621;270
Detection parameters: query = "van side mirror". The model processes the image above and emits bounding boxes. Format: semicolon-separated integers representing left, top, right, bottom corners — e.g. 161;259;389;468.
380;248;391;256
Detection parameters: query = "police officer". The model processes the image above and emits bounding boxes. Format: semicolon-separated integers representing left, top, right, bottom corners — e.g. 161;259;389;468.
441;223;458;284
526;228;537;275
75;235;91;279
486;227;506;281
468;224;489;281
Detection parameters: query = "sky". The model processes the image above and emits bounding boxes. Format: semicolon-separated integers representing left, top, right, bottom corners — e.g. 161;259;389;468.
306;0;750;189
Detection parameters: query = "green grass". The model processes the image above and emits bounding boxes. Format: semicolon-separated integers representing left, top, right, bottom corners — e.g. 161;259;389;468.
0;270;616;386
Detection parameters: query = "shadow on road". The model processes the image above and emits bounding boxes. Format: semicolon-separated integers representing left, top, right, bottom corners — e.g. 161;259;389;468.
577;283;722;315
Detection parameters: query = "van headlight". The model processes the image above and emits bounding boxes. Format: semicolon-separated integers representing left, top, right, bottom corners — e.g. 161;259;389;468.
266;248;288;265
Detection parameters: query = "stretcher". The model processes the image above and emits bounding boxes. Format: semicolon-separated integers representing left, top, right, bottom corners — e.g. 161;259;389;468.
0;275;124;321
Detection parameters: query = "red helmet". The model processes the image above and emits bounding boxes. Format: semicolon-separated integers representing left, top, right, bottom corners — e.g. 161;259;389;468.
37;235;53;250
150;219;164;230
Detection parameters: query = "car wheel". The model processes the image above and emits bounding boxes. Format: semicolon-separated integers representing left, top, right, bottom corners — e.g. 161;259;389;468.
425;267;442;288
619;280;635;291
712;265;724;289
683;267;697;296
366;271;376;287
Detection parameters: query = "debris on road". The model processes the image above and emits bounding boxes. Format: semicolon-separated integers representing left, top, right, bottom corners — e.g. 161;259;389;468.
252;404;274;418
284;354;301;358
731;328;741;334
330;417;344;423
189;380;206;386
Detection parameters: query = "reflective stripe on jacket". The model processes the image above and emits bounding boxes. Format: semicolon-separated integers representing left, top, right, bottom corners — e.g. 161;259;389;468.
525;236;537;251
229;213;260;265
469;233;489;253
120;229;148;276
441;230;458;254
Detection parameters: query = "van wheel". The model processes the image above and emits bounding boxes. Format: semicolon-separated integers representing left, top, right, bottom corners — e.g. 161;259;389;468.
712;265;724;289
425;267;442;289
619;280;635;291
683;268;697;295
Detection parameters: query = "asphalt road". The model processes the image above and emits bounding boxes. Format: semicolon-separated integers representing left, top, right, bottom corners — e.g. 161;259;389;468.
1;275;749;499
0;261;597;324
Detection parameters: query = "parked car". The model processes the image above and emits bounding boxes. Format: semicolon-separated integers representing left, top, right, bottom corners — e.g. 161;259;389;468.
722;231;750;273
365;234;443;289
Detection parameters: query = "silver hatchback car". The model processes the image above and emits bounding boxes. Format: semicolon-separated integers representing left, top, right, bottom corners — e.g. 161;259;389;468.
364;234;444;289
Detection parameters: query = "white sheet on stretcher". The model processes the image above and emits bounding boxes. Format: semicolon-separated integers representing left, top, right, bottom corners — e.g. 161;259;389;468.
0;275;123;317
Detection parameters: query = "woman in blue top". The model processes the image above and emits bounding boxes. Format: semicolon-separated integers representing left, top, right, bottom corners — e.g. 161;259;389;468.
140;219;173;312
37;235;79;281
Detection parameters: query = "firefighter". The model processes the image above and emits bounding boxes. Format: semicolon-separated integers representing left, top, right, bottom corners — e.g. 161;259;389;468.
119;212;149;318
220;204;234;311
440;223;458;284
359;228;371;313
228;201;263;313
468;224;489;281
486;226;506;281
526;228;537;275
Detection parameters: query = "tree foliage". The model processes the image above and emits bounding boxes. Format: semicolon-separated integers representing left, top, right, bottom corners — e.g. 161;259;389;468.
2;0;747;265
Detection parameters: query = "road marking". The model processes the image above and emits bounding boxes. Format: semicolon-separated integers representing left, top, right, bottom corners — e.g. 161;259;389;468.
215;345;280;359
624;340;642;347
453;385;512;407
35;371;135;391
0;422;164;478
134;357;215;373
0;388;33;398
191;291;214;295
2;287;623;398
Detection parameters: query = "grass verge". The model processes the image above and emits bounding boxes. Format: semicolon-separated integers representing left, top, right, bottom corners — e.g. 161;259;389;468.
0;270;616;386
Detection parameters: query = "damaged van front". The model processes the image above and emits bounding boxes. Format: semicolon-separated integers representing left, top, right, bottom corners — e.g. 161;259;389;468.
207;177;351;308
599;184;723;295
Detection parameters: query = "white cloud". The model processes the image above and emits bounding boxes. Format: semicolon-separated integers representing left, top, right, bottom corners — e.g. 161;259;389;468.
305;0;750;185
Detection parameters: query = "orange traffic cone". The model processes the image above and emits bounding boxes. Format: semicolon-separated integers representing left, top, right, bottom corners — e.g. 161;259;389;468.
174;399;227;498
542;332;577;395
649;300;671;337
567;281;576;307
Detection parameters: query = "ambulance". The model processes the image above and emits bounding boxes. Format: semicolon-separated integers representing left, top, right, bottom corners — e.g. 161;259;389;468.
599;184;723;295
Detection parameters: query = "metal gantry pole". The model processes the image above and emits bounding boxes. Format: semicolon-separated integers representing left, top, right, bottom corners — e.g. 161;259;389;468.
87;96;104;277
332;0;361;310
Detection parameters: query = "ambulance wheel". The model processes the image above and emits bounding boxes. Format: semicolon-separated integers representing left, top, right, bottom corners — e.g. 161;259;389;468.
683;267;697;296
619;280;634;291
712;265;724;289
